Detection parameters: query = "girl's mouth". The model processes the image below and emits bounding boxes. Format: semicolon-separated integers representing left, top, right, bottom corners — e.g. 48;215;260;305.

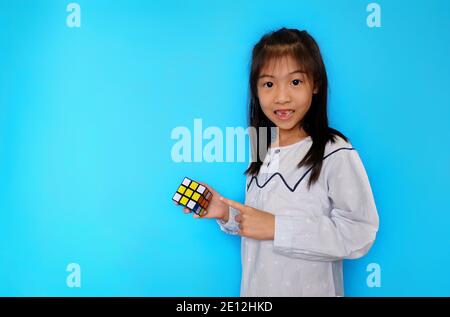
274;109;294;121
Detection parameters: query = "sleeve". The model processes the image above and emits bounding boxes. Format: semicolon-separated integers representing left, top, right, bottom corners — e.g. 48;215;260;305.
216;175;249;235
273;149;379;261
217;207;240;235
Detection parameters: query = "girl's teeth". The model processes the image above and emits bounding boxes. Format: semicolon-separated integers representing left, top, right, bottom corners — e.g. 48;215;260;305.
275;110;294;120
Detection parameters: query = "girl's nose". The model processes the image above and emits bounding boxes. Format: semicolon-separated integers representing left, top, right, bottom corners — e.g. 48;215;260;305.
275;86;291;104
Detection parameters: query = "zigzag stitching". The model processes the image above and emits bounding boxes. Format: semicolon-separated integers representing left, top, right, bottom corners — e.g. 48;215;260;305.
246;147;355;192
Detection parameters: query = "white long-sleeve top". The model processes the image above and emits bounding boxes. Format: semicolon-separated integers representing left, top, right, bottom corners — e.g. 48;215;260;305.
217;135;379;296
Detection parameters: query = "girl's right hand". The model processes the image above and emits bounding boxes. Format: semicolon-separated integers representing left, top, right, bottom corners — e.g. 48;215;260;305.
177;182;229;221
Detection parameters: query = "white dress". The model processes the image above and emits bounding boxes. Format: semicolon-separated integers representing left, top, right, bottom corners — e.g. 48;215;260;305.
217;135;379;296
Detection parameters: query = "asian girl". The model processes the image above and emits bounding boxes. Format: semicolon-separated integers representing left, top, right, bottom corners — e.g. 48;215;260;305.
181;28;379;297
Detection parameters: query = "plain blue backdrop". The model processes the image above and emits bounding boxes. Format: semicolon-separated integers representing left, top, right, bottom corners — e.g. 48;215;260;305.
0;0;449;296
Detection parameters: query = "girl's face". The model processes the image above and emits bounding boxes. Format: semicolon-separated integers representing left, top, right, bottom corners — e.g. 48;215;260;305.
257;55;318;136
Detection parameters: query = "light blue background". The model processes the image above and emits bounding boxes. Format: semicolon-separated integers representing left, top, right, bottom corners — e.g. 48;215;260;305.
0;0;449;296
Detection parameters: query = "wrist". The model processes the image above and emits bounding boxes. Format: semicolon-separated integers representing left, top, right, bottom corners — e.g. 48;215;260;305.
220;207;230;222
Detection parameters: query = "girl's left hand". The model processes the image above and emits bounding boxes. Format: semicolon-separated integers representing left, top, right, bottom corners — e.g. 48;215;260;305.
220;196;275;240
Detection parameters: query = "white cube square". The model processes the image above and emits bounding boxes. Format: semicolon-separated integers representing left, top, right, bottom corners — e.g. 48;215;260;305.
187;200;196;209
182;177;191;186
197;185;206;194
173;192;182;202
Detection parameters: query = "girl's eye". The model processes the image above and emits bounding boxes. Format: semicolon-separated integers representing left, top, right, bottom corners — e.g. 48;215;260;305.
292;79;302;86
263;82;273;88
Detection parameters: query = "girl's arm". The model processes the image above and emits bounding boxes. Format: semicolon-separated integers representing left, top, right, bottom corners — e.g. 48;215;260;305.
273;150;379;261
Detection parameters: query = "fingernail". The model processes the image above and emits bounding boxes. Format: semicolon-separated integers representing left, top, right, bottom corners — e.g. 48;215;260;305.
220;197;223;201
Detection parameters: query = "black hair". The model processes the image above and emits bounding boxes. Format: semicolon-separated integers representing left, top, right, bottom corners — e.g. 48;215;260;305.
245;27;348;188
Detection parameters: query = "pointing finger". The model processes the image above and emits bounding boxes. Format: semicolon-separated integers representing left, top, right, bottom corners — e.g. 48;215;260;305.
219;196;246;211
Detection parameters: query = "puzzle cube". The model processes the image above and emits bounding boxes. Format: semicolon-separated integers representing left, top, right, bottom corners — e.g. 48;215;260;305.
172;177;212;217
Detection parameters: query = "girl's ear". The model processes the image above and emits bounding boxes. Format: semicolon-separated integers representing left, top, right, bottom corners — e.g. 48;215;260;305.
312;80;319;94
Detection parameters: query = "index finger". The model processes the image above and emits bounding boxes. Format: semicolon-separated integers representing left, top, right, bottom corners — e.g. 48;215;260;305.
220;196;246;211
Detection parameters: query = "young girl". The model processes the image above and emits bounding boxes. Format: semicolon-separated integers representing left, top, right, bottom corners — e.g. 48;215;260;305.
182;28;379;297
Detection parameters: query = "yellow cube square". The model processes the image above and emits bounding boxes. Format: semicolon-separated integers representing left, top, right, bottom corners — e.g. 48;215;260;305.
189;181;199;190
180;196;188;205
192;192;200;201
177;185;186;194
185;189;193;197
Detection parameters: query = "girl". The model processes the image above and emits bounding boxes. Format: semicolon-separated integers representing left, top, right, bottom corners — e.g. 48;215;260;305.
182;28;379;297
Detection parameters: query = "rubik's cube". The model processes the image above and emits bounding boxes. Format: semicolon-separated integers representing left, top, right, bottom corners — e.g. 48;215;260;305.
172;177;212;217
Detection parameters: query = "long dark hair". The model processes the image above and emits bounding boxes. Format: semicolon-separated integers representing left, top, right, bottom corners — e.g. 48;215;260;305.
245;27;348;188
